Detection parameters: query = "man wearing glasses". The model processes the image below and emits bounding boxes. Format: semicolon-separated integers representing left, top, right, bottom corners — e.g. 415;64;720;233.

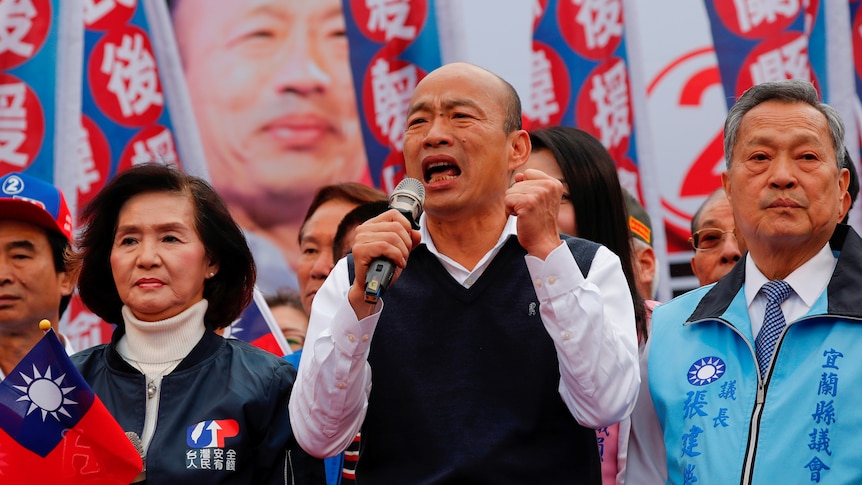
688;188;746;286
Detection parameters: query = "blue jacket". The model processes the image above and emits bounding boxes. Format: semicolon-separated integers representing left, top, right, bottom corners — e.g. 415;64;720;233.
649;224;862;485
73;329;324;484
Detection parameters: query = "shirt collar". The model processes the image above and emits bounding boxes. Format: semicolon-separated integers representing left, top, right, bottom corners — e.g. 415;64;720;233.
744;242;836;308
418;212;518;260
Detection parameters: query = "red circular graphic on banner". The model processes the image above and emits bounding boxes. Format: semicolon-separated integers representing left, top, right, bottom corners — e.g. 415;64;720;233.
83;0;137;31
0;0;51;69
713;0;799;39
87;25;163;127
533;0;549;32
380;149;406;194
615;154;642;199
0;73;44;173
802;0;820;35
523;41;570;132
75;115;111;220
734;31;818;98
557;0;623;61
362;53;425;149
117;124;181;172
575;57;632;162
66;294;113;349
853;8;862;80
349;0;426;54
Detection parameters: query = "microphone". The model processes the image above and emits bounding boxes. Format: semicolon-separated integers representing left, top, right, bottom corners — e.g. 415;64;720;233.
364;177;425;303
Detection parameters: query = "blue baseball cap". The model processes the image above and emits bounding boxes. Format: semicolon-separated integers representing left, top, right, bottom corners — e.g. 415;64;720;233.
0;172;72;241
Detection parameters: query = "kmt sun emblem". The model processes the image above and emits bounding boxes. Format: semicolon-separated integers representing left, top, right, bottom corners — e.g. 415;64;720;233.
687;356;726;386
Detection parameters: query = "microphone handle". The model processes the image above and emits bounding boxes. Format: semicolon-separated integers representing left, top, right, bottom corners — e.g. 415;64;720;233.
364;257;397;303
362;206;419;303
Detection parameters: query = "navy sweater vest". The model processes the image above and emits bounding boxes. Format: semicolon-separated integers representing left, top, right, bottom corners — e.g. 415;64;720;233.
350;236;602;484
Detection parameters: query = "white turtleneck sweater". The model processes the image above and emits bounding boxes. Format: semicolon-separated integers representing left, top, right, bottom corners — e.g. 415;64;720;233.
116;299;207;456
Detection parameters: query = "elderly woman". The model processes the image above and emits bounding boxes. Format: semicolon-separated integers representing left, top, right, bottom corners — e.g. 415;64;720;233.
71;164;322;483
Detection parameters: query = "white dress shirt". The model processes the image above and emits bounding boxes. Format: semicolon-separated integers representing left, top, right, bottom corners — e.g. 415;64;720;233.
288;215;640;458
744;243;836;338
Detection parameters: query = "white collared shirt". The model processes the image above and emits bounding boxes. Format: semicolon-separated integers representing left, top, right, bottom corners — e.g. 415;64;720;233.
289;214;640;458
744;243;836;338
421;214;518;288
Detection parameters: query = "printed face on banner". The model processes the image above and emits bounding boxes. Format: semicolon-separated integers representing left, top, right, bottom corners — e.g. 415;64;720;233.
171;0;369;249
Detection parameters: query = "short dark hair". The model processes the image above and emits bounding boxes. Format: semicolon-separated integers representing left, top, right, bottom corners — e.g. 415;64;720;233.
298;183;387;244
265;288;304;313
332;200;390;262
529;126;647;342
724;80;845;169
45;230;72;317
499;75;523;133
73;163;255;330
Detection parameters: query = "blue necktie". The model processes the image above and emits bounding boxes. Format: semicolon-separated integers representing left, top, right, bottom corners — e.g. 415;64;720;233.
754;280;793;379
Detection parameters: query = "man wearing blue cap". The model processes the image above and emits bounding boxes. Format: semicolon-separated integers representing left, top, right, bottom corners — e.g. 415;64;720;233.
0;172;75;378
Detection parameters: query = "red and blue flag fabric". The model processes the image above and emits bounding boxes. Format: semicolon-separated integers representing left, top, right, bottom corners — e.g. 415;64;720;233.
224;288;292;357
0;329;142;483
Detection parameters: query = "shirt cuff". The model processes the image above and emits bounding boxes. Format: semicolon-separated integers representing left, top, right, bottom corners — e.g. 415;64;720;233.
525;240;585;300
331;298;381;357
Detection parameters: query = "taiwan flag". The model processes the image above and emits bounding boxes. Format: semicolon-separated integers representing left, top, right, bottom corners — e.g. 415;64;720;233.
0;329;142;483
223;288;292;357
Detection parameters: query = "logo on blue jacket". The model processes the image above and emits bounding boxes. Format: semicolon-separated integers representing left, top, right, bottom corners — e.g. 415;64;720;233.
187;419;240;448
687;356;726;386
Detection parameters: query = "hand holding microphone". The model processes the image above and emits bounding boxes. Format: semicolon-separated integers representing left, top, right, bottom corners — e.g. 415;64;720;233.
362;178;425;303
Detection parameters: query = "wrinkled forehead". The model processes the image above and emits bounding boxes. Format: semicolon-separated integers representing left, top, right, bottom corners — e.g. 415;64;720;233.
698;197;734;230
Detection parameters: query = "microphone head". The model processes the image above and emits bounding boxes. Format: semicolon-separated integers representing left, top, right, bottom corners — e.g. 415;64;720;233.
389;177;425;227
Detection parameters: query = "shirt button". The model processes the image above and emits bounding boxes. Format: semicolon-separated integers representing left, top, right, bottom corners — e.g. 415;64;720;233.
362;335;370;342
548;276;558;285
535;278;543;287
347;334;356;343
336;382;347;389
562;331;572;340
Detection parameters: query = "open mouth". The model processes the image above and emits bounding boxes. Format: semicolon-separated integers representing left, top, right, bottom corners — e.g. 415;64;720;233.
424;161;462;183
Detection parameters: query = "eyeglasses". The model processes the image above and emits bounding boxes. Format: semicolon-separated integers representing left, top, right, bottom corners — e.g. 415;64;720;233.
690;228;737;251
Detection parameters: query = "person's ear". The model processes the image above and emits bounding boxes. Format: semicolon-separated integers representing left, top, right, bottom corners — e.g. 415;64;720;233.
837;167;851;222
637;246;656;283
206;259;220;279
57;271;75;298
507;129;531;172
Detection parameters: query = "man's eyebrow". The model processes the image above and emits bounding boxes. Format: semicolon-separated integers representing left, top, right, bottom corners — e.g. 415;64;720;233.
6;240;36;251
407;98;484;117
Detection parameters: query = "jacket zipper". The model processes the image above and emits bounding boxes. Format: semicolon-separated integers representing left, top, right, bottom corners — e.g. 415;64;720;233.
688;315;846;484
685;317;767;485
